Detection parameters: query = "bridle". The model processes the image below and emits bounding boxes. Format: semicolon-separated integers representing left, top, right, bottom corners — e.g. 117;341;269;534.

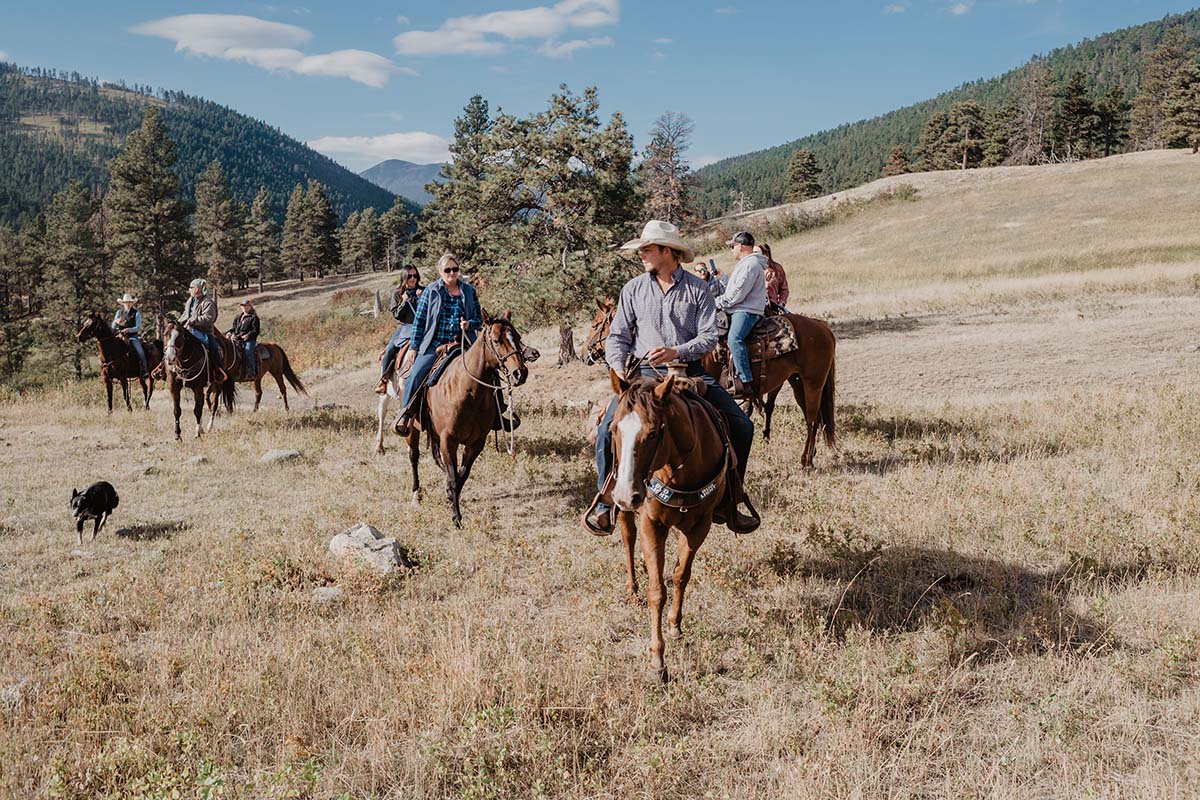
585;307;615;362
164;324;209;385
462;319;528;455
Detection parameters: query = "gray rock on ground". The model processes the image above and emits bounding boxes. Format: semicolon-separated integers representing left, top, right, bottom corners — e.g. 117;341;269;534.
186;455;209;466
311;586;345;604
260;449;301;464
328;523;414;574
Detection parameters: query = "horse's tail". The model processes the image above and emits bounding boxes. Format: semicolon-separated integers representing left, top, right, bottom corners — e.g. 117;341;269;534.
820;357;836;448
221;376;238;413
279;348;308;396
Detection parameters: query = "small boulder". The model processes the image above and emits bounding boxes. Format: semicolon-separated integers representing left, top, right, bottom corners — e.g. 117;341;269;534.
260;449;301;464
311;586;344;605
186;455;209;466
329;523;414;575
141;465;160;476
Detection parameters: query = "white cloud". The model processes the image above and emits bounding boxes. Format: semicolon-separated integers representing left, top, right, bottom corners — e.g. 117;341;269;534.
0;51;9;62
653;37;672;44
132;14;407;87
396;15;410;25
308;131;453;166
883;1;910;14
538;36;613;58
714;6;737;14
948;1;973;14
394;0;618;57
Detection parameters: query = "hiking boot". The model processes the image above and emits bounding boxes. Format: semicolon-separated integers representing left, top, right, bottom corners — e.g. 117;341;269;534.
731;376;754;400
585;505;613;536
393;414;411;437
374;377;389;395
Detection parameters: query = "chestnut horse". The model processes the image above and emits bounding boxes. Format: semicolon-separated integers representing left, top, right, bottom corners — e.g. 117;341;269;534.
403;312;531;527
703;314;836;466
227;342;308;411
162;318;236;440
76;314;162;412
583;297;617;366
605;372;727;682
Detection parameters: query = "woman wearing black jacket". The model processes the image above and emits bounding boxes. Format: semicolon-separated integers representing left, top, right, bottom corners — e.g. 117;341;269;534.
228;299;261;378
375;266;423;394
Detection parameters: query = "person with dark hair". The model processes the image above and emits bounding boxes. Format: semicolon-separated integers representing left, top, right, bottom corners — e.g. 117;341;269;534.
755;242;790;309
375;265;424;394
228;299;261;378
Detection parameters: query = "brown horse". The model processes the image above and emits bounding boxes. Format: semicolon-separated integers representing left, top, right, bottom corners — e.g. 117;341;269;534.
605;372;727;682
76;314;163;413
703;314;836;467
227;341;308;411
404;312;532;527
162;318;236;440
583;297;617;366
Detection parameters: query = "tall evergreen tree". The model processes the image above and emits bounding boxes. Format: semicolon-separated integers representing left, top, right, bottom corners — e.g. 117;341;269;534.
1130;28;1194;150
339;210;361;272
638;111;696;227
301;179;339;279
281;183;306;281
0;226;34;380
419;95;493;264
946;101;988;169
1164;59;1200;152
194;160;246;291
882;145;912;177
1053;71;1097;160
784;149;823;202
245;186;280;291
982;102;1016;166
104;106;193;331
1094;86;1132;157
380;197;413;271
38;182;107;378
916;111;955;170
1006;59;1056;165
355;207;384;271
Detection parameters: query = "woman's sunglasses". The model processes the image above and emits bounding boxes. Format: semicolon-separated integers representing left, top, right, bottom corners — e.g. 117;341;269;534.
443;266;460;274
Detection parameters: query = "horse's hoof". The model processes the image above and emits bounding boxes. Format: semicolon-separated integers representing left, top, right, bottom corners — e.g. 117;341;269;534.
625;592;641;606
411;491;421;505
648;666;669;685
376;444;385;456
668;624;683;640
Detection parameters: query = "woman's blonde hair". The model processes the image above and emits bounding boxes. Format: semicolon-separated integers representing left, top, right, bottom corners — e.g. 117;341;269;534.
435;253;460;275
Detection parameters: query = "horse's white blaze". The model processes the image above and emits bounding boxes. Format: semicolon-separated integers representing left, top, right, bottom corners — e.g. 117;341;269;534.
165;329;178;361
612;409;644;509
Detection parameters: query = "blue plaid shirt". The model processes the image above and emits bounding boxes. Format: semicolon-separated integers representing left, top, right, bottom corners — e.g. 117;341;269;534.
410;284;468;350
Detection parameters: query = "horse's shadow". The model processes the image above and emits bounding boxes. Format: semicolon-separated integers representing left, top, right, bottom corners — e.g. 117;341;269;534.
770;534;1140;663
517;432;589;461
116;521;189;541
832;315;922;340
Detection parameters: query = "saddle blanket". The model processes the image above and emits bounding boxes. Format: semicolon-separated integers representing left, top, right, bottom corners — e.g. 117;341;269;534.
747;316;799;364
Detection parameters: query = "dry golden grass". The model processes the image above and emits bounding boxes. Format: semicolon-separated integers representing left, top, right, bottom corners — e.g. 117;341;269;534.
3;152;1200;798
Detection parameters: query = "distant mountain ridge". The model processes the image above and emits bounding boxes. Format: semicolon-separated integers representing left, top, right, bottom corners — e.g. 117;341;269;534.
0;63;415;226
359;159;446;206
694;9;1200;217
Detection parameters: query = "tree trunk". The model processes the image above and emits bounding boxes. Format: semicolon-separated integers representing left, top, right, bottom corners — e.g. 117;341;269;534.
557;323;576;366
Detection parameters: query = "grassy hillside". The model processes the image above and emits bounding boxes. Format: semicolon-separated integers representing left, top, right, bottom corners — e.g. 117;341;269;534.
0;64;412;225
694;9;1200;217
4;151;1200;796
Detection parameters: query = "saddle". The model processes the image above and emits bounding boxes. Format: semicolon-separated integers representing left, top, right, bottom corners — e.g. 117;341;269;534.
714;308;799;391
397;345;463;431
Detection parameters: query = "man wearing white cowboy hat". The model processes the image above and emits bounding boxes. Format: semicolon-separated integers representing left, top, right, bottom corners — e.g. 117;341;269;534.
181;278;226;384
113;293;148;377
585;220;759;535
228;298;261;379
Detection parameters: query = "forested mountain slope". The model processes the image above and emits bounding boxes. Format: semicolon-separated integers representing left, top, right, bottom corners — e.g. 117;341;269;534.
0;63;408;225
694;9;1200;217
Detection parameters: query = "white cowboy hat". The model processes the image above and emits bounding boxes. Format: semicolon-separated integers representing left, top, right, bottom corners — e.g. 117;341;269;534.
116;293;138;304
618;220;695;264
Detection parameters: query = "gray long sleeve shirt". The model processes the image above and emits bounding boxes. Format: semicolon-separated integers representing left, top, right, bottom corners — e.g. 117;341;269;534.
716;253;768;315
605;267;718;372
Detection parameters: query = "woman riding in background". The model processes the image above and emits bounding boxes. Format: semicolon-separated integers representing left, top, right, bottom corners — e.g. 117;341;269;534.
392;254;482;436
755;242;790;311
375;265;424;394
113;293;148;377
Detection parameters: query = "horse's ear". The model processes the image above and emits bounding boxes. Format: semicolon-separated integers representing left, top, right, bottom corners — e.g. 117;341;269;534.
595;297;607;311
605;297;616;310
609;368;629;395
653;374;676;402
503;309;511;321
480;306;491;323
71;488;79;499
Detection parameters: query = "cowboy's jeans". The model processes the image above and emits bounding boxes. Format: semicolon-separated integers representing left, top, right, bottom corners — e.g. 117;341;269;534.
190;330;223;370
242;339;256;377
594;363;754;512
128;335;147;373
400;351;438;414
381;331;410;378
728;311;760;384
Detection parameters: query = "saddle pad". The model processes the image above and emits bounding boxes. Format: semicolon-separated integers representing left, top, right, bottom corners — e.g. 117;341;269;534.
256;344;271;362
748;316;798;364
426;346;461;387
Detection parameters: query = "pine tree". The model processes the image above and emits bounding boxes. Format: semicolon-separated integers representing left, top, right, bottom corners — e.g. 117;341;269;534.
638;111;696;226
355;207;383;271
194;160;246;292
784;149;823;202
339;210;361;273
946;101;988;169
1007;59;1056;165
1131;28;1194;150
281;183;306;281
380;197;413;271
1164;59;1200;153
38;182;106;378
882;145;911;177
982;102;1016;167
1053;71;1097;160
104;106;193;331
245;187;280;292
420;95;494;264
916;111;955;170
1094;86;1132;157
0;226;34;380
301;180;339;279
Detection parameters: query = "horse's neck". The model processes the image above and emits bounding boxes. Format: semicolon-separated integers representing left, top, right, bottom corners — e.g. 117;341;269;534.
656;400;722;488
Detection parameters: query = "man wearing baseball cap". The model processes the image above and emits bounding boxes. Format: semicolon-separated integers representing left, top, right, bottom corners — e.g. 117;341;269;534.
228;299;261;379
718;231;768;399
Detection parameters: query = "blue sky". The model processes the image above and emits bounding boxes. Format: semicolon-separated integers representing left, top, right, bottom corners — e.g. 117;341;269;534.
2;1;1196;172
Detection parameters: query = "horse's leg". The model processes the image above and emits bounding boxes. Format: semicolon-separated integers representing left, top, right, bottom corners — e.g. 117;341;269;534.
640;514;670;682
171;382;183;441
376;393;389;455
455;435;487;491
797;377;822;469
762;388;781;442
139;376;150;409
121;378;132;412
407;429;422;503
617;509;640;605
254;376;262;412
439;436;465;528
205;387;218;433
105;378;114;415
669;521;711;640
193;386;205;439
273;369;289;411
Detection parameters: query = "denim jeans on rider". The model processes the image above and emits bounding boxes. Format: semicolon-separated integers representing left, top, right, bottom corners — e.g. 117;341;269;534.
190;330;223;368
727;311;760;384
128;335;147;373
593;363;754;514
400;351;439;414
242;339;256;377
381;333;409;378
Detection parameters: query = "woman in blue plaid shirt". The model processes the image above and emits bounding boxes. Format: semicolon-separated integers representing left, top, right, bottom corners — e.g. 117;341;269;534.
393;253;483;436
